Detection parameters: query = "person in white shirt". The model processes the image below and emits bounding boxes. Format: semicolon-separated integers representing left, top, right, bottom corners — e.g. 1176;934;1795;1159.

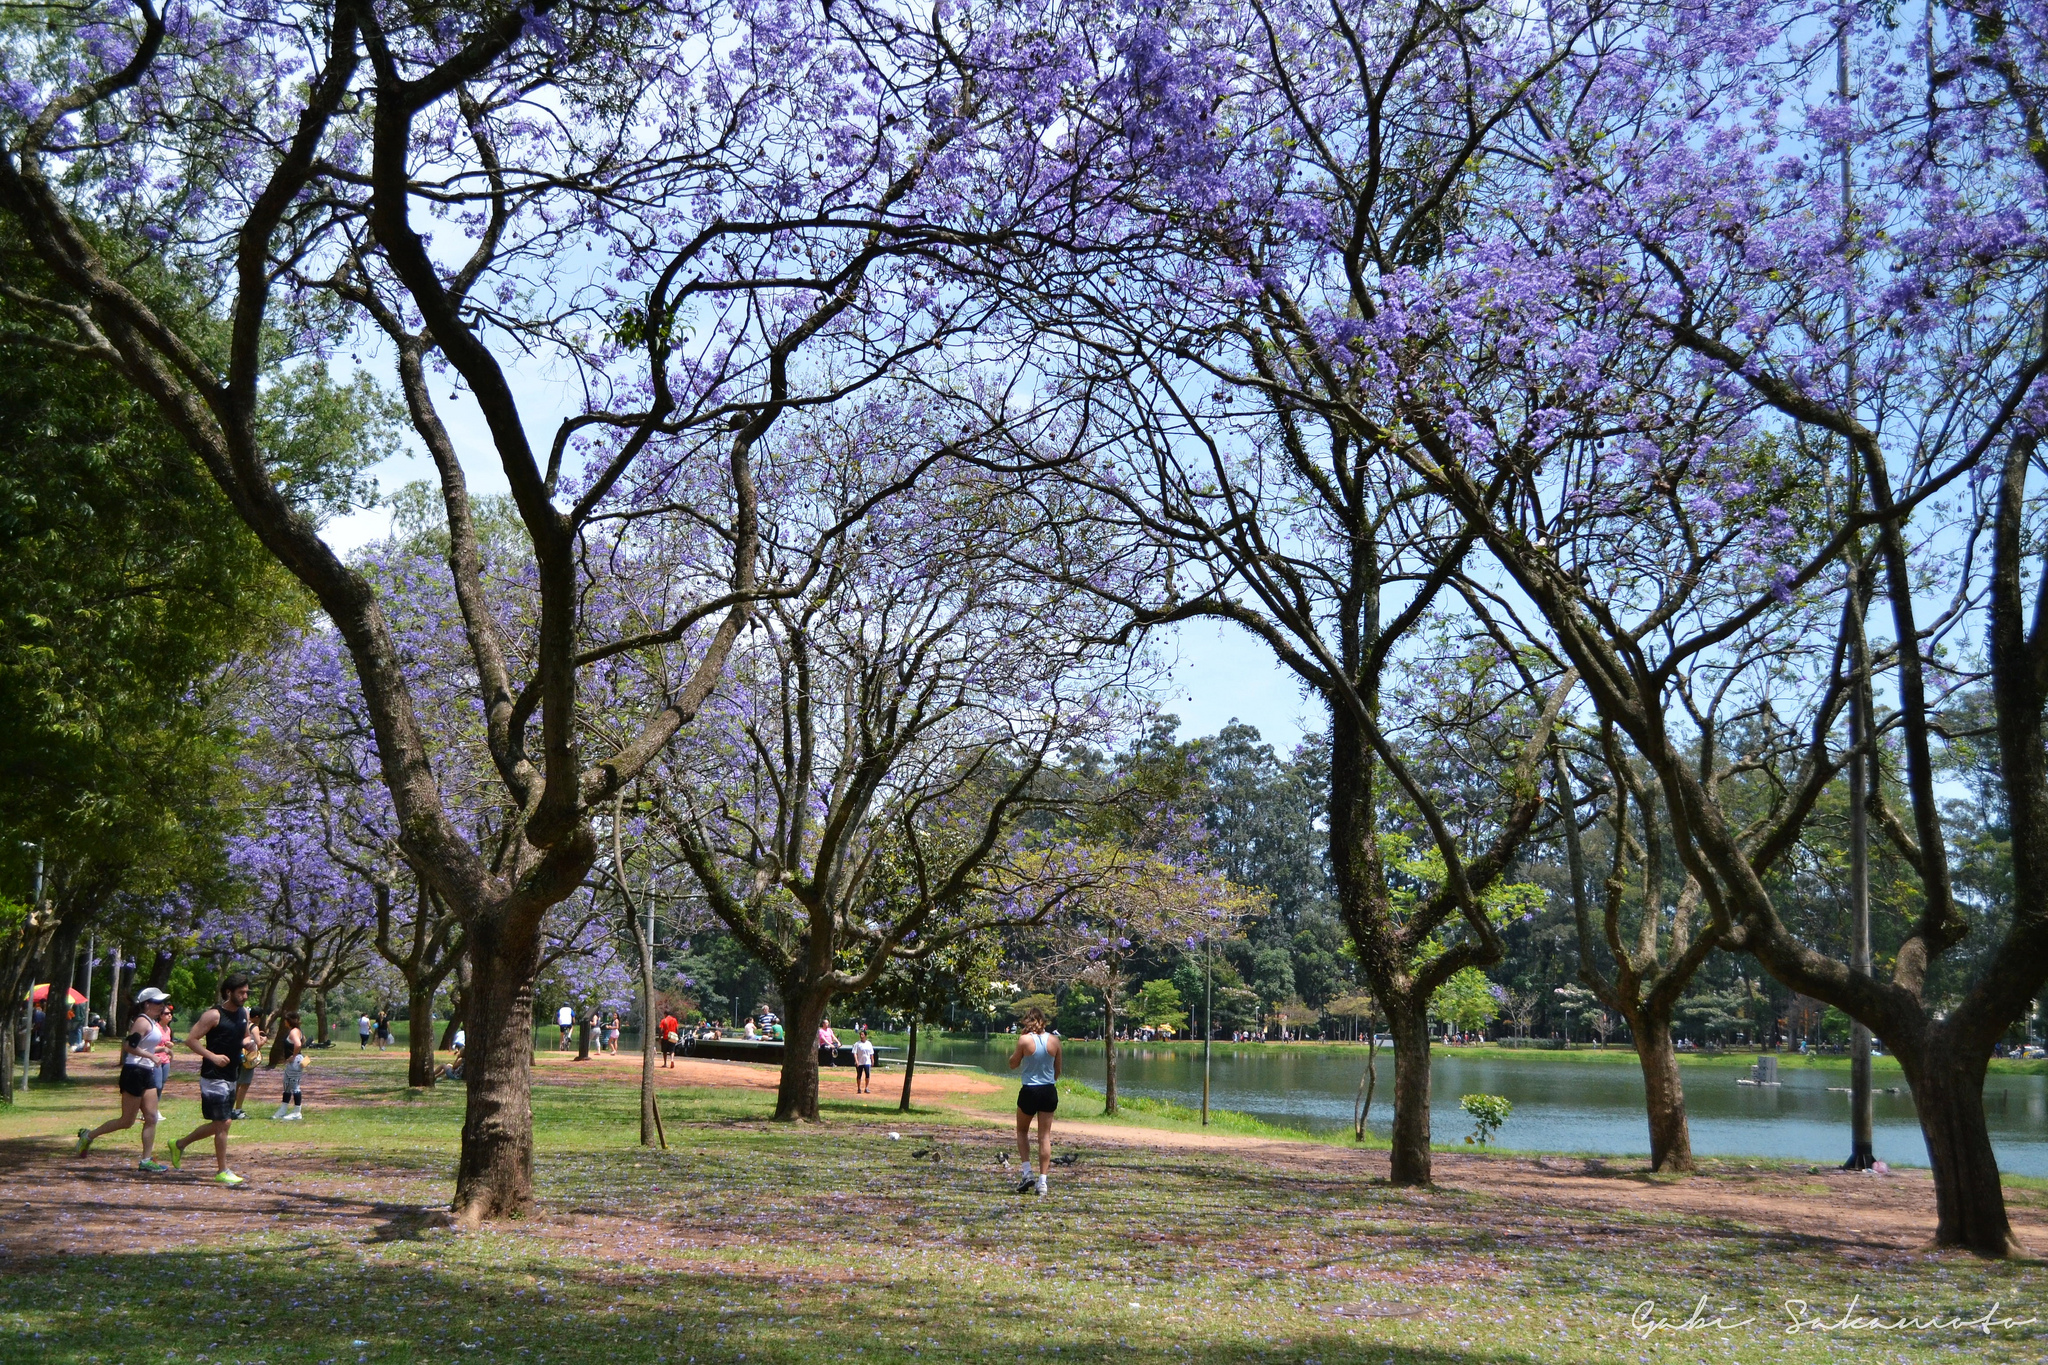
358;1013;373;1049
851;1026;876;1093
556;1003;575;1050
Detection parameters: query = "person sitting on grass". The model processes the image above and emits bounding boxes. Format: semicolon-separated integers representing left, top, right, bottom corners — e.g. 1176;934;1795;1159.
167;973;254;1186
76;986;176;1172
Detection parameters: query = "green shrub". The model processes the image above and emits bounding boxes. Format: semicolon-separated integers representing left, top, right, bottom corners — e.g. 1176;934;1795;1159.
1459;1093;1512;1146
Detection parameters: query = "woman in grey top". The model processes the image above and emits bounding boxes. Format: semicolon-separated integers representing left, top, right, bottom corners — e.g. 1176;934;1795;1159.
1007;1006;1062;1196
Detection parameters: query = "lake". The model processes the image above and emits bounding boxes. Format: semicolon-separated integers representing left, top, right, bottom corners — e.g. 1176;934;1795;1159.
916;1036;2048;1175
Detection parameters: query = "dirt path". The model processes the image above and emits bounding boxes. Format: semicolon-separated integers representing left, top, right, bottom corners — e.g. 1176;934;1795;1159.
532;1051;1002;1099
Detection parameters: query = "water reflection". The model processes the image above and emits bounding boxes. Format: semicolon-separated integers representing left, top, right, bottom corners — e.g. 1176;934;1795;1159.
919;1037;2048;1175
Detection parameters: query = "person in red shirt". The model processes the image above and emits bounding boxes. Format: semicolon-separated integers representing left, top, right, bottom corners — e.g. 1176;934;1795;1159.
658;1012;680;1068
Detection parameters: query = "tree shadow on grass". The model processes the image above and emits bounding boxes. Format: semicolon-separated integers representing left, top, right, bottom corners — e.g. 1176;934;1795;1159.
0;1244;1570;1365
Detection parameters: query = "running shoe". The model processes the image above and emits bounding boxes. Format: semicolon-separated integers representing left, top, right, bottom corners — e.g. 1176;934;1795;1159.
229;1108;247;1121
270;1104;290;1120
1013;1174;1035;1194
281;1110;303;1121
214;1170;246;1187
165;1142;182;1170
75;1127;94;1157
137;1159;170;1174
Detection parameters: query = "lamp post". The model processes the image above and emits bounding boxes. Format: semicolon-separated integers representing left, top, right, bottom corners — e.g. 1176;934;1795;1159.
17;842;41;1091
1202;934;1212;1126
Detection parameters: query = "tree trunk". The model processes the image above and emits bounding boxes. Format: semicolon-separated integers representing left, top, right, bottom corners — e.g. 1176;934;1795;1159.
266;978;309;1067
1386;1002;1432;1186
1354;1034;1379;1141
773;987;826;1122
1912;1028;2023;1256
452;917;543;1223
898;1018;918;1112
1103;992;1118;1116
408;980;438;1088
1632;1009;1693;1173
37;917;83;1085
313;992;331;1046
637;925;658;1145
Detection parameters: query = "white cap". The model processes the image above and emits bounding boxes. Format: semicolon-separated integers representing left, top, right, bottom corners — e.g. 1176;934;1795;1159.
135;987;170;1004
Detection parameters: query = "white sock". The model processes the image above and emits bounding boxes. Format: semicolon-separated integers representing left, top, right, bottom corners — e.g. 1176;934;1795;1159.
1035;1173;1047;1192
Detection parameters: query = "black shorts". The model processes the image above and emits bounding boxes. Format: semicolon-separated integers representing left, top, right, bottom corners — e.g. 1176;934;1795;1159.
1018;1083;1059;1116
855;1063;871;1078
118;1066;155;1098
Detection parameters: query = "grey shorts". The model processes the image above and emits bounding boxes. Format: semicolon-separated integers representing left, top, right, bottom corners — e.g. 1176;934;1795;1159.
199;1078;236;1123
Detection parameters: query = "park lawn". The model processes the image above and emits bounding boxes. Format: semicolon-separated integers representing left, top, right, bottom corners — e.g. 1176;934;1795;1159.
0;1049;2043;1365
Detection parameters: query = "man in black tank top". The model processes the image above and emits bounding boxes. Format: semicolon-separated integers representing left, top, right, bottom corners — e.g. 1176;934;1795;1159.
168;974;252;1187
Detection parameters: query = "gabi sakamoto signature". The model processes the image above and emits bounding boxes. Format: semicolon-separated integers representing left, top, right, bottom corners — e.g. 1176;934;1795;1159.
1782;1297;2041;1336
1630;1296;2041;1339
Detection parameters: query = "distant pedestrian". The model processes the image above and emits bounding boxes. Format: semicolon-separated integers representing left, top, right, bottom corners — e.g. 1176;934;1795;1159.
271;1013;306;1120
817;1018;840;1068
605;1012;621;1055
375;1009;392;1050
852;1026;875;1094
358;1013;373;1049
231;1009;266;1119
76;987;174;1171
1007;1005;1062;1197
659;1011;679;1068
556;1004;575;1050
168;973;254;1186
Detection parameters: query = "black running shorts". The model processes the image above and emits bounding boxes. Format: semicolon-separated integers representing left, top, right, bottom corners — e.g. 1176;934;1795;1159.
118;1066;154;1098
1017;1083;1059;1116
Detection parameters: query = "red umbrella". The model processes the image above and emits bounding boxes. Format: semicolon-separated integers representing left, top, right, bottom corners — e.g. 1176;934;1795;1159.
30;983;87;1006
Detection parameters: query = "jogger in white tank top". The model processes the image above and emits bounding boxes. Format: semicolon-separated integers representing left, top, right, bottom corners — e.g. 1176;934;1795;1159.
76;988;173;1171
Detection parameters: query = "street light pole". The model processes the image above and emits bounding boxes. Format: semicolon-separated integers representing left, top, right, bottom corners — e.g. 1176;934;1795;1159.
1202;936;1213;1126
18;842;42;1092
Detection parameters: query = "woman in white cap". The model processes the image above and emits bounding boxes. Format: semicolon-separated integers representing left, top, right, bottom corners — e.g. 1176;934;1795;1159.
76;986;174;1172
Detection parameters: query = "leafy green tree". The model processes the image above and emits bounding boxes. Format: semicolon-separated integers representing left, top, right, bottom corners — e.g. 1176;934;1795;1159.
1052;985;1100;1037
1429;968;1501;1036
1129;979;1188;1034
0;270;368;1089
1169;956;1259;1038
868;935;1005;1112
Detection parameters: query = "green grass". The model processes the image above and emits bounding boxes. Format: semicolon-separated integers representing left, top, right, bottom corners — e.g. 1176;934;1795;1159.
1;1049;2043;1364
